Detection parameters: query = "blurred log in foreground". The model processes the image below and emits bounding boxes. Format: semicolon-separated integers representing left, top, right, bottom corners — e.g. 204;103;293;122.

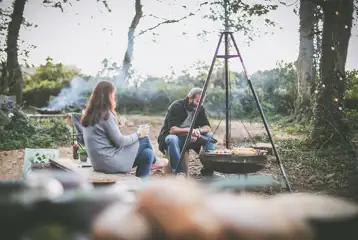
92;177;358;240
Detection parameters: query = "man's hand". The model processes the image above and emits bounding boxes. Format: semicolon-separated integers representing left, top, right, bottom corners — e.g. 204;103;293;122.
192;128;201;137
190;129;200;142
190;136;198;143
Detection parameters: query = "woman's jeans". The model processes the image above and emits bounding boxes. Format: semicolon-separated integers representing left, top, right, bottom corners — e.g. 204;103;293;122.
165;132;215;173
133;137;157;178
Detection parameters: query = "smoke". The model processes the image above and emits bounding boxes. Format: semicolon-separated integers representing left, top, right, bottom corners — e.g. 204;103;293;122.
113;68;129;90
45;66;152;110
46;76;98;110
204;88;251;119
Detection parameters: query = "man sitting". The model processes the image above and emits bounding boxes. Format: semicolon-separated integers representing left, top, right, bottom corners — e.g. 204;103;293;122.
158;87;216;173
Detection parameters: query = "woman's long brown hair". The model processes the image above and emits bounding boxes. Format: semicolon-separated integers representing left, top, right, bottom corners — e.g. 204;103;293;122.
80;80;116;127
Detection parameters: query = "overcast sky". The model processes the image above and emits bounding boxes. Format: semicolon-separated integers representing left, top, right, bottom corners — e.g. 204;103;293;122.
2;0;358;76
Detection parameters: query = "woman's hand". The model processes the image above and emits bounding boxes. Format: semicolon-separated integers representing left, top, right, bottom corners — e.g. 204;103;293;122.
137;125;150;138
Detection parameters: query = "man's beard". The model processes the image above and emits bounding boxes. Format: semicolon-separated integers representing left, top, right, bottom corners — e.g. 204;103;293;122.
187;103;198;111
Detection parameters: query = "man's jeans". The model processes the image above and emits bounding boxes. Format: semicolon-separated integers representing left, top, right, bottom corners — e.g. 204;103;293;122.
165;132;215;173
133;137;157;178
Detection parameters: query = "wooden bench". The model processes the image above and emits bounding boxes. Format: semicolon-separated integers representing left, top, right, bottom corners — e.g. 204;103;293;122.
49;158;142;184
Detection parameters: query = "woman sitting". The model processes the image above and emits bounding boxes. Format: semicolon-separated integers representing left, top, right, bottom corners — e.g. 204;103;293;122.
80;80;168;178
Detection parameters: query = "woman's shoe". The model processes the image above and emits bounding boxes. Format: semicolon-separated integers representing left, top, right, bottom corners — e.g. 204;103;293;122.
152;158;169;169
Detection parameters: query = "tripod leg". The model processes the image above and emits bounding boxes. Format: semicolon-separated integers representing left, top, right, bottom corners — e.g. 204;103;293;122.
228;32;292;193
174;33;224;174
224;32;230;149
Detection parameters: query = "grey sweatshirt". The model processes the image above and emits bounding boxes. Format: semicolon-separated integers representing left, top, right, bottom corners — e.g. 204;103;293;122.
83;112;139;173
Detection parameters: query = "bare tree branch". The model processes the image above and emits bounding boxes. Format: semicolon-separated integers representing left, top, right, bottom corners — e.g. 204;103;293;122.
42;0;112;13
146;13;167;21
135;12;194;38
134;1;210;39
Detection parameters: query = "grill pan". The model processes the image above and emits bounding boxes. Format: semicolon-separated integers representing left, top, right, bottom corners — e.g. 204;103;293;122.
199;152;267;174
37;109;63;114
30;106;63;114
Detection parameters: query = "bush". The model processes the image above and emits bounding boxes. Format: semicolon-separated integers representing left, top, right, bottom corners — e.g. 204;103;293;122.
23;87;63;107
0;105;71;150
23;57;80;92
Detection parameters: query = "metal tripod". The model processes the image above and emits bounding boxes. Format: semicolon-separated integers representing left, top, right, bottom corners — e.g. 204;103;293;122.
174;1;292;193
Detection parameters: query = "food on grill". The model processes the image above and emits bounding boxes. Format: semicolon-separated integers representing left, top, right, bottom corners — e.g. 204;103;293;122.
212;149;233;154
232;147;258;156
208;147;258;156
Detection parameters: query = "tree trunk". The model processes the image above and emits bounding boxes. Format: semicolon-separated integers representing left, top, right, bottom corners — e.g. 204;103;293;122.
6;0;26;104
311;0;354;146
117;0;142;84
0;61;7;94
294;0;316;121
311;6;322;98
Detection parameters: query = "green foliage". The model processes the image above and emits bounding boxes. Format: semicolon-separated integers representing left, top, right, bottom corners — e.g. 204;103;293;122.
200;0;279;42
23;60;356;126
25;224;72;240
0;0;37;64
19;58;302;122
30;152;51;163
23;87;62;107
112;60;297;121
0;105;71;150
20;58;297;119
24;57;81;92
345;69;358;99
279;123;311;135
249;61;297;115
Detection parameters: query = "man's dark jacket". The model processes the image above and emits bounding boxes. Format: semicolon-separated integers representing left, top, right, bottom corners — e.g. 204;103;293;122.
157;98;211;154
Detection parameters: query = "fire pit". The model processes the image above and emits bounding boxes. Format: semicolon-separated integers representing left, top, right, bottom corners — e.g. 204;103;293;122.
30;106;63;115
38;108;63;115
38;109;63;114
169;0;292;192
199;148;267;175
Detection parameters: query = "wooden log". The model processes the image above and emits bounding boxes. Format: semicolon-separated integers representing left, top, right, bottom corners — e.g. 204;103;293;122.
251;142;275;155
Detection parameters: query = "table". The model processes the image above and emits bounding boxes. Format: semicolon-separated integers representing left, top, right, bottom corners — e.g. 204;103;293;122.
50;158;141;185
